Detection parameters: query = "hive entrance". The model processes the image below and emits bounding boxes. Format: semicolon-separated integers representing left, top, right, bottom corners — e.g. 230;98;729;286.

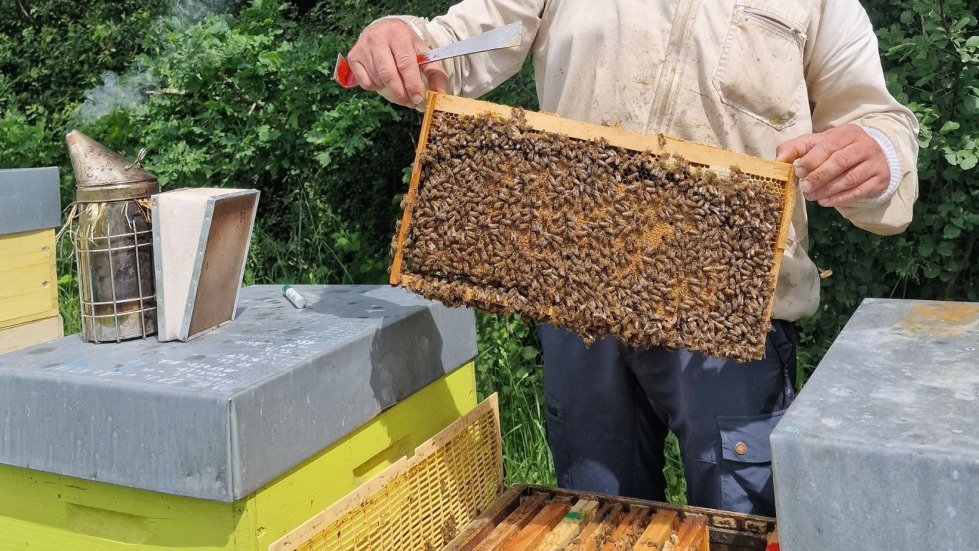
392;93;794;361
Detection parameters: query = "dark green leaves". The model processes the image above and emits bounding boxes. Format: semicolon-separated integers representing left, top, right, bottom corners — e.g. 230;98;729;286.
802;0;979;381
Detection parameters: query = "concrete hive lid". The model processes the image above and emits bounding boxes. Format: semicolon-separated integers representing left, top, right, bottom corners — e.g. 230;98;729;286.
0;285;478;501
771;298;979;550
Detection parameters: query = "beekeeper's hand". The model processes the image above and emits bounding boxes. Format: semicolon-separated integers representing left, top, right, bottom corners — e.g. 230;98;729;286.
345;19;448;108
775;124;890;208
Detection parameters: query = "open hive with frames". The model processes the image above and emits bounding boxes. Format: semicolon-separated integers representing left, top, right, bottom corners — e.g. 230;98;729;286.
391;93;795;361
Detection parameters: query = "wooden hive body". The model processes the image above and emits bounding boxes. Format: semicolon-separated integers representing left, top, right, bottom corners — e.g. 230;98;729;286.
391;93;795;361
0;167;63;354
273;395;779;551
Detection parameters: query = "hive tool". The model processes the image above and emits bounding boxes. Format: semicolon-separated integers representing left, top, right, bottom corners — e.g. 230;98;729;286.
334;21;523;89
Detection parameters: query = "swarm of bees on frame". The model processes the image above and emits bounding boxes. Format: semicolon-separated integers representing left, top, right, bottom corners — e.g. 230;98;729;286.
393;108;787;361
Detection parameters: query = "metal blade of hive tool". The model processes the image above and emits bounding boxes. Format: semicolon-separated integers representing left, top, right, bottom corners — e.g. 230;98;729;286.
416;21;523;64
334;22;523;88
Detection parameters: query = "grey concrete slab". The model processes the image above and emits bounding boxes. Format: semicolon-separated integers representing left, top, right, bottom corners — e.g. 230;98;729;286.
772;298;979;551
0;167;61;235
0;285;476;501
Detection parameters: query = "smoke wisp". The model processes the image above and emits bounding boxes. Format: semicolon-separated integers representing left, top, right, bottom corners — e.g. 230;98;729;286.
78;0;230;124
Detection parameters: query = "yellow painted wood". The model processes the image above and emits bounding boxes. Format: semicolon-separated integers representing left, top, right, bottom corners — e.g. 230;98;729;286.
249;361;478;550
0;228;59;329
272;394;502;551
0;362;477;550
0;471;243;550
431;92;792;179
0;315;63;354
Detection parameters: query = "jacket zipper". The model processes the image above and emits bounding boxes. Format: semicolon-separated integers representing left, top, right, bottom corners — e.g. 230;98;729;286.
646;0;701;133
743;8;803;41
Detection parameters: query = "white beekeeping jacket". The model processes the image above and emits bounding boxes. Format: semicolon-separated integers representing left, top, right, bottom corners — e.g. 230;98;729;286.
381;0;919;322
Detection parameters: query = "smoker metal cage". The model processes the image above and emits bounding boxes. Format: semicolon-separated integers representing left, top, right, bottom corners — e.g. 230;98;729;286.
67;130;158;343
75;200;156;342
390;93;796;361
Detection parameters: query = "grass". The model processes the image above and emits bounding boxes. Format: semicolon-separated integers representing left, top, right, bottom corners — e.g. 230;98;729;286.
474;312;555;486
56;239;81;335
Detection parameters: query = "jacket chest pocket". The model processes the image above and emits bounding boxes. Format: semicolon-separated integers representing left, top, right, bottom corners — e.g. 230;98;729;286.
713;3;807;130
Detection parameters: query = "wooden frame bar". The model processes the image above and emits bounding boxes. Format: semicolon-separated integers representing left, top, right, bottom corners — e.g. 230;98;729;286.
391;91;797;355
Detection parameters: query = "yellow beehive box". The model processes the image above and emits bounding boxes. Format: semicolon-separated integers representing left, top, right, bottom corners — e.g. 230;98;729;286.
273;392;503;551
0;311;63;355
0;361;477;550
0;228;59;330
0;167;63;351
0;282;478;550
274;394;780;551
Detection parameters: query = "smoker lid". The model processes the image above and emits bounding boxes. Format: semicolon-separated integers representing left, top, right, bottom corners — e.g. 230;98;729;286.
66;130;157;188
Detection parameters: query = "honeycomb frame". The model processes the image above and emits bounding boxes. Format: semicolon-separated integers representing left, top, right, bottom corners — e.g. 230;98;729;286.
270;395;503;551
391;92;796;361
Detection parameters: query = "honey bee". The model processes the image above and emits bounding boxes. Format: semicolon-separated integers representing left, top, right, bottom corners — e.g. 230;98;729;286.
402;107;785;361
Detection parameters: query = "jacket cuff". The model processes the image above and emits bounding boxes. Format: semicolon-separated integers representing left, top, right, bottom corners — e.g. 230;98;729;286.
854;125;902;205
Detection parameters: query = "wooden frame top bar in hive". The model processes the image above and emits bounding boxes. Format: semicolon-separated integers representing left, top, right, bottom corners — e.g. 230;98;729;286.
392;92;795;361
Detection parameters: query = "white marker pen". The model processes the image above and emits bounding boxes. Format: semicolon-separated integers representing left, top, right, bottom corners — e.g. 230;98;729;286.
282;285;307;309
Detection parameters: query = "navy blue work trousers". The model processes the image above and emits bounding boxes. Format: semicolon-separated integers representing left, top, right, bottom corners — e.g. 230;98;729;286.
537;320;797;517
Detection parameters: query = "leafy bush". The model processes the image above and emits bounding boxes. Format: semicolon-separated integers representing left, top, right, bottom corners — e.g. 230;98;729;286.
78;2;417;284
0;1;162;125
0;109;59;167
799;0;978;374
0;0;165;184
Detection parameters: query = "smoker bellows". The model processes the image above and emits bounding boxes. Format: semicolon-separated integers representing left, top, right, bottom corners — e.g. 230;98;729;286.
391;93;795;361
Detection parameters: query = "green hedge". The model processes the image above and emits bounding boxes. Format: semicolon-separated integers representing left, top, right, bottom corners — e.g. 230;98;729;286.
0;0;975;489
798;0;979;374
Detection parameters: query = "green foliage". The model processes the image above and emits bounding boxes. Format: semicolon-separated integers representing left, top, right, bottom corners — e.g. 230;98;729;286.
304;0;453;34
82;3;411;284
799;0;979;376
876;0;978;292
56;240;81;336
663;433;688;505
0;109;59;167
475;312;554;486
0;0;164;154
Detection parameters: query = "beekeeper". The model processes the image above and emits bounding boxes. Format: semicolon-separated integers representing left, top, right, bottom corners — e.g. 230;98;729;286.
344;0;918;516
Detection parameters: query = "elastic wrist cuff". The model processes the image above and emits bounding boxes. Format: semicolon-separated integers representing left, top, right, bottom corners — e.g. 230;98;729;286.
855;125;902;205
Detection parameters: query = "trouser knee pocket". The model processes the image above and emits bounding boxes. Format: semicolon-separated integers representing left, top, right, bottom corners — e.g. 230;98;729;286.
717;409;785;516
544;395;571;487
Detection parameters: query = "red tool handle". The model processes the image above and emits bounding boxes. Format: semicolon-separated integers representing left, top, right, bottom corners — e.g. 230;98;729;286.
334;53;431;88
334;54;357;88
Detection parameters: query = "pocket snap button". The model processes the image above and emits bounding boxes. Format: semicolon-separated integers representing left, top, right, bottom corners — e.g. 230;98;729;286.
735;441;748;455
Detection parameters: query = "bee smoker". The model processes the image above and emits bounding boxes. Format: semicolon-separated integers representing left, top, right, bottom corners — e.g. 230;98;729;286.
66;130;157;342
